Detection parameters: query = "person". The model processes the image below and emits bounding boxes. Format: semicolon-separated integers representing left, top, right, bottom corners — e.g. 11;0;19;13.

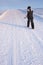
25;6;34;29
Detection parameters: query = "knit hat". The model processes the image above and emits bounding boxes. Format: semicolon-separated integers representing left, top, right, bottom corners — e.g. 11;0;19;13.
27;6;31;9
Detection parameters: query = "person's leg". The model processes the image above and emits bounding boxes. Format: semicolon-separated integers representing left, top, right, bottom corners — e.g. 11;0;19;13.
27;19;30;27
31;19;34;29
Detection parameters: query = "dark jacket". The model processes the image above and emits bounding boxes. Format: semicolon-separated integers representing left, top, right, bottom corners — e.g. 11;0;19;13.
27;10;33;19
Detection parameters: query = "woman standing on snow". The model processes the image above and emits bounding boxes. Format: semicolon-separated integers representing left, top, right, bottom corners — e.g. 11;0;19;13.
25;6;34;29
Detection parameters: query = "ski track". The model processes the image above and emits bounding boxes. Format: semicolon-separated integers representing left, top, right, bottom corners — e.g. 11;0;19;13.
32;30;43;45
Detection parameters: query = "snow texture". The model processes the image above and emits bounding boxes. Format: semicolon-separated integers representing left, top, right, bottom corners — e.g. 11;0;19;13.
0;9;43;65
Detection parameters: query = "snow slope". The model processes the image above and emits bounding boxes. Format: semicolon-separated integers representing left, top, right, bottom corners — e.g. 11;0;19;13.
34;8;43;18
0;9;43;65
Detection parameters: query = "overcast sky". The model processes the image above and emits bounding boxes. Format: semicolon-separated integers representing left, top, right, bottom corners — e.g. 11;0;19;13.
0;0;43;10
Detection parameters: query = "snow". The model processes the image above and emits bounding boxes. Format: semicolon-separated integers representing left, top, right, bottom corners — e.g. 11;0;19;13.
34;8;43;18
0;9;43;65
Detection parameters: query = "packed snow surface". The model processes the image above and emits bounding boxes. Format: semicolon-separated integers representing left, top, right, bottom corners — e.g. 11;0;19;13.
0;9;43;65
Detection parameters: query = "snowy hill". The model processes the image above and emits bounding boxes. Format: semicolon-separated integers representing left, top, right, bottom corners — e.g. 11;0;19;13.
0;9;43;65
0;10;26;26
34;8;43;15
33;8;43;18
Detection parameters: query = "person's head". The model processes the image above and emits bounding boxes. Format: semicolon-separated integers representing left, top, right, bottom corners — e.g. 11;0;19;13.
27;6;31;11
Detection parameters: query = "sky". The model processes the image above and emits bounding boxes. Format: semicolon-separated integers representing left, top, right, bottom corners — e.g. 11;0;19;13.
0;0;43;10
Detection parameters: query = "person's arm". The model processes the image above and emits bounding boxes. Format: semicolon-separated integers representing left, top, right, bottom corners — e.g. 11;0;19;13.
24;12;27;19
32;10;33;18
